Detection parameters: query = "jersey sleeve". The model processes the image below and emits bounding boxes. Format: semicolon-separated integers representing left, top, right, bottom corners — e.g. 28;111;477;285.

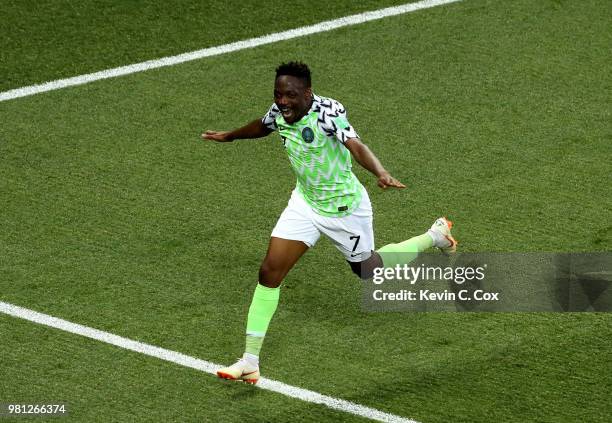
261;103;280;131
316;98;360;143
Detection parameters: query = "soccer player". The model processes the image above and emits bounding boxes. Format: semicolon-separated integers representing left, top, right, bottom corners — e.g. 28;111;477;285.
202;62;456;384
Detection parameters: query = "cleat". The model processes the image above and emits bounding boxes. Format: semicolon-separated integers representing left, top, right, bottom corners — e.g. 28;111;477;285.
216;355;260;384
429;217;457;254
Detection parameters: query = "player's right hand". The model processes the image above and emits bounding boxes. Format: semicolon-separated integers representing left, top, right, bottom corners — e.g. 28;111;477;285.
201;130;232;142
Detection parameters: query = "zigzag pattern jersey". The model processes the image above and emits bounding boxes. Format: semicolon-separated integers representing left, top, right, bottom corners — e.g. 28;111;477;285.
262;94;364;217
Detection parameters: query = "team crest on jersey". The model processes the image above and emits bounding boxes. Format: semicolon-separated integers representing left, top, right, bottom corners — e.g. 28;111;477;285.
302;127;314;143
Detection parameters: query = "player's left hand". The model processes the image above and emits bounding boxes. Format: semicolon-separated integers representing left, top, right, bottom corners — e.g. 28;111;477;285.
377;172;406;189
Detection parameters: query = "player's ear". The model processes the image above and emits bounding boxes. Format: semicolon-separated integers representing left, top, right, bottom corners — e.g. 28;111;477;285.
305;87;312;99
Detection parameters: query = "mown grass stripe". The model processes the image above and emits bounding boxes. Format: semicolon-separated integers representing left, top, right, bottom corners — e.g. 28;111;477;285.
0;301;420;423
0;0;461;103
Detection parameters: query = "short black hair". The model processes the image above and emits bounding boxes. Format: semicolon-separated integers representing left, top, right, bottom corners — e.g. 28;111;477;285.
275;61;311;88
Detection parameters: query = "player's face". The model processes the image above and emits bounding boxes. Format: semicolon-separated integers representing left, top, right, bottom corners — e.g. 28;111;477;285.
274;75;312;124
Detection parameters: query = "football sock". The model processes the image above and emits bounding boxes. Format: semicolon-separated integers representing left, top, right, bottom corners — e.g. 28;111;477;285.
244;283;280;358
243;352;259;366
377;232;435;268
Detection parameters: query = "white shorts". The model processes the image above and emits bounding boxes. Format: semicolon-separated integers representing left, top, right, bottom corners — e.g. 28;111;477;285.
271;188;375;262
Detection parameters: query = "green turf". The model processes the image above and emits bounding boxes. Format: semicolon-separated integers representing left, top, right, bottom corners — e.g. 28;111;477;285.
0;315;374;422
0;0;411;92
1;0;611;422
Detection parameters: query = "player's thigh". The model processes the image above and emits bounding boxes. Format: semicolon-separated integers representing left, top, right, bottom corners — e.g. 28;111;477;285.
259;237;309;287
263;191;319;286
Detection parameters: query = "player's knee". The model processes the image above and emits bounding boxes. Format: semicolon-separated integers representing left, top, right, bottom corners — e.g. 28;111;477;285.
349;252;383;280
258;260;284;288
349;261;375;280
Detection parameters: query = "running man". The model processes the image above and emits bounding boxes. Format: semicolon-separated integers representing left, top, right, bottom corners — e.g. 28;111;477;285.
202;62;456;384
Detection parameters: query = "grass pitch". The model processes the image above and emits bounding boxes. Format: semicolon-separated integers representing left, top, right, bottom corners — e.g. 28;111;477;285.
1;1;611;422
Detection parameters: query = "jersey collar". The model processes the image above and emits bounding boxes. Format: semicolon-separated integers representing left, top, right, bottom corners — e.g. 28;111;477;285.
309;93;321;113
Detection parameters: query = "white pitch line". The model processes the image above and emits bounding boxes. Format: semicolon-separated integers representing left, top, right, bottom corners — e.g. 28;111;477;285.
0;301;420;423
0;0;461;103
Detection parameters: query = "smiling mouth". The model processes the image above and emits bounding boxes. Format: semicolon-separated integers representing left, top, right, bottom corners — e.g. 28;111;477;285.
280;107;292;118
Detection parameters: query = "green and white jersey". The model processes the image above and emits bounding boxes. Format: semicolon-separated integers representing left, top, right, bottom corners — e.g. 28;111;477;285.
262;94;363;217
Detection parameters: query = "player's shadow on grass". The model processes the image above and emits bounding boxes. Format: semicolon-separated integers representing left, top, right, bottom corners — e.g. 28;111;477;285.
216;379;260;399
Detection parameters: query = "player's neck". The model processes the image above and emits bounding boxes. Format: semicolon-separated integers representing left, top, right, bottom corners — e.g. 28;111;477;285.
291;97;314;123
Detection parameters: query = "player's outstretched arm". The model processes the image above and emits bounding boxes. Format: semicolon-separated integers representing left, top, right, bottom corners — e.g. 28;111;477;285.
344;138;406;189
201;119;273;142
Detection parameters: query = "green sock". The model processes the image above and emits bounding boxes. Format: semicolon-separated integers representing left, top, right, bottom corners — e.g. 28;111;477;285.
244;283;280;357
377;233;434;268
